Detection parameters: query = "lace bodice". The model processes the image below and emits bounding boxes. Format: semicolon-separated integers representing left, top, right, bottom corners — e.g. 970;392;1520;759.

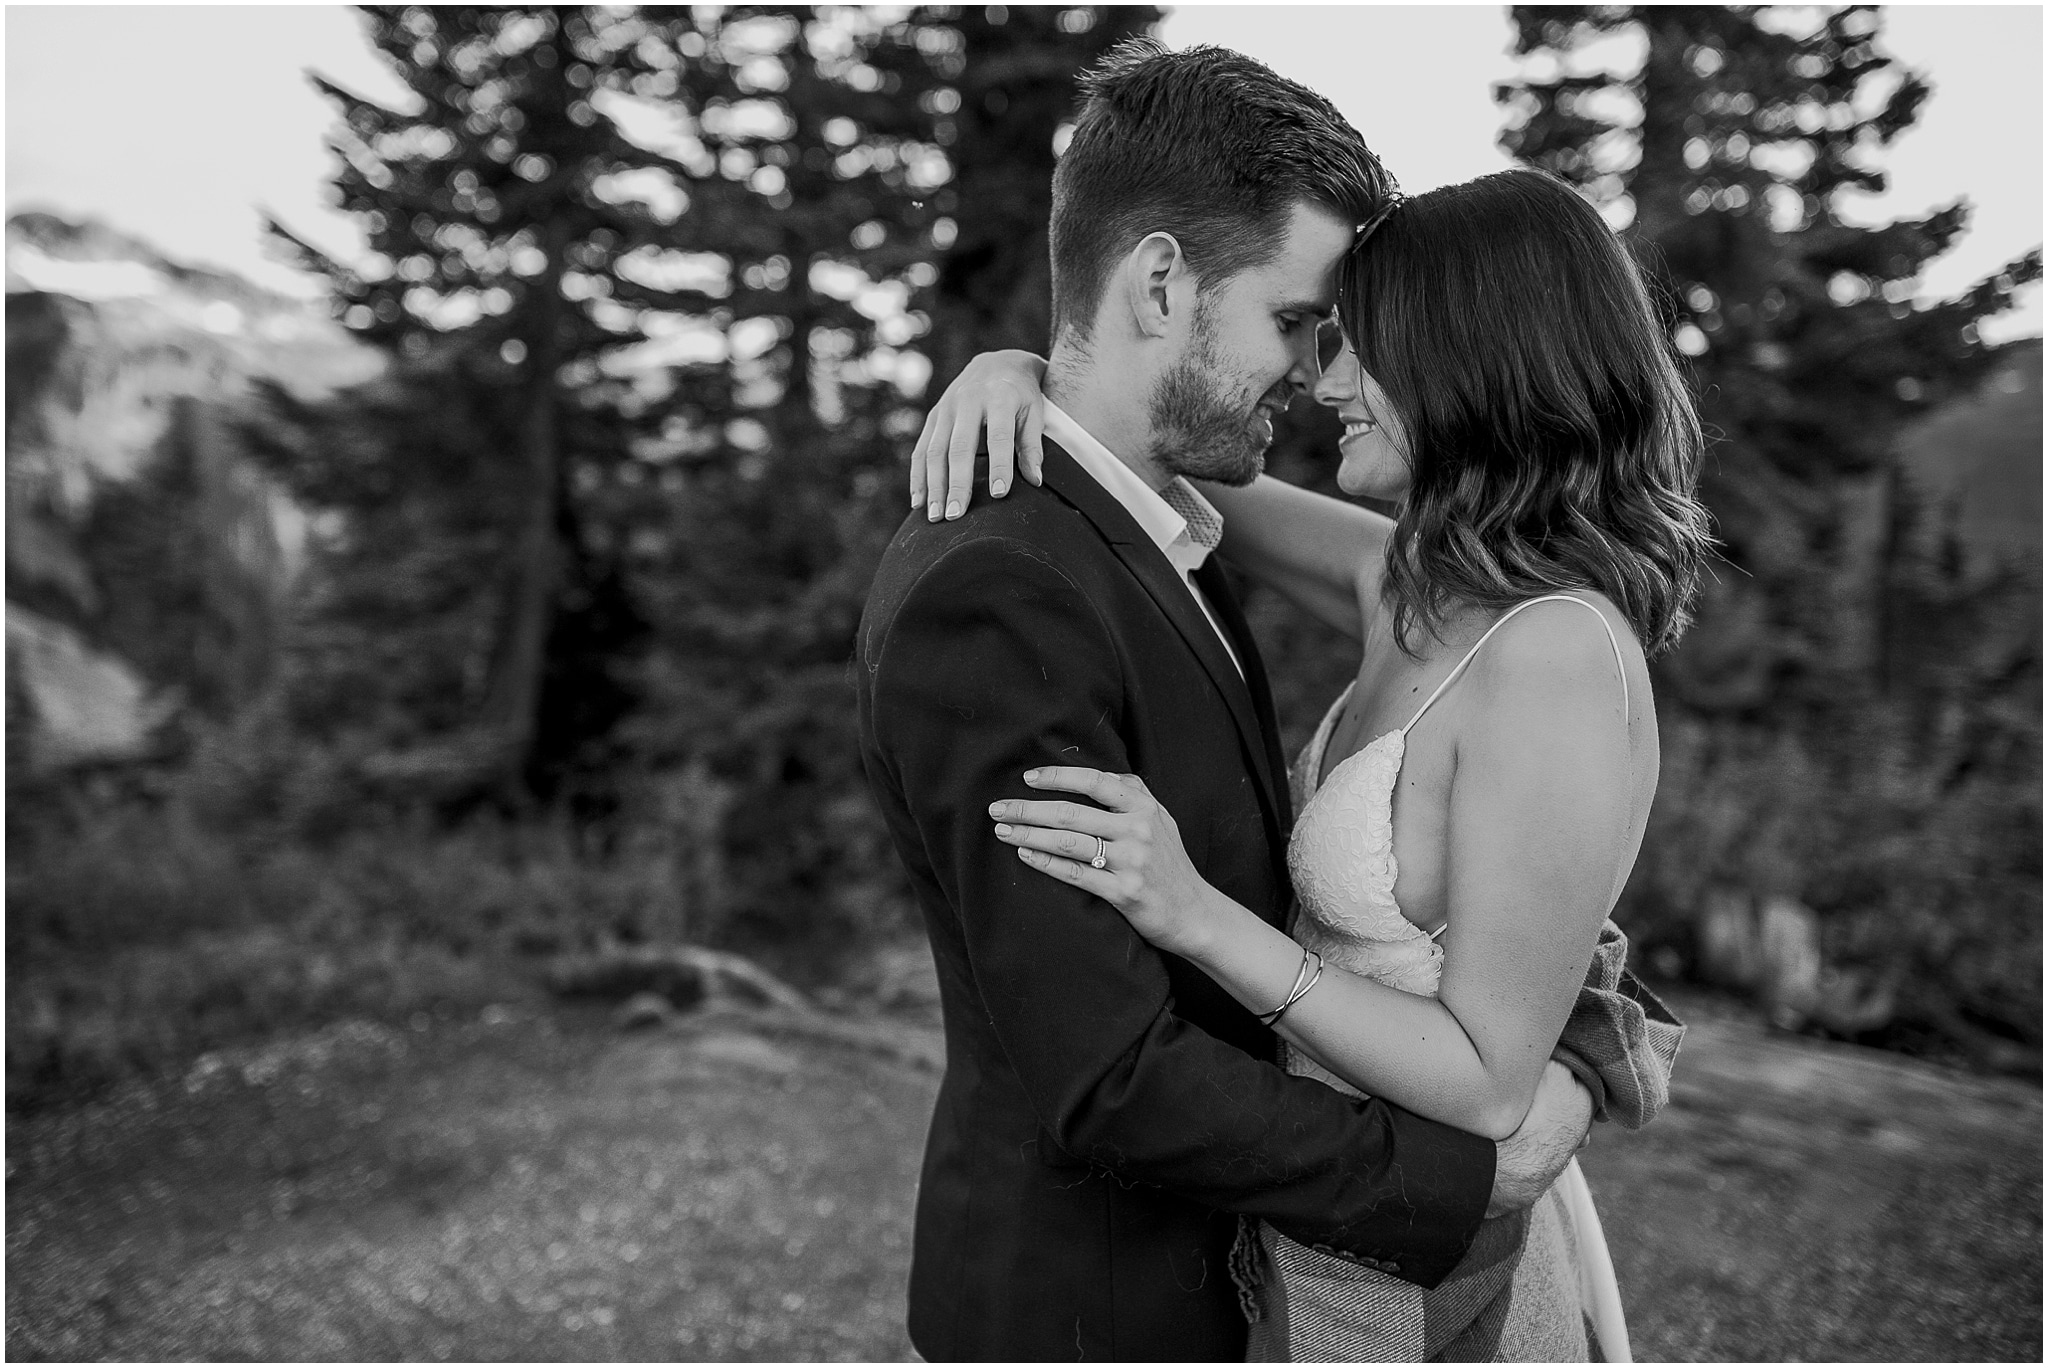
1282;595;1632;1096
1286;684;1446;1004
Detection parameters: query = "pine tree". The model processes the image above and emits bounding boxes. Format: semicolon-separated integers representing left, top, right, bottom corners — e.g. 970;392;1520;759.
1497;4;2041;1061
625;5;1154;950
268;5;750;801
264;5;1156;951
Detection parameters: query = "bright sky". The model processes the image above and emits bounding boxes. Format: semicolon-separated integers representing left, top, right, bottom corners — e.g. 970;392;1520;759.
6;4;2040;338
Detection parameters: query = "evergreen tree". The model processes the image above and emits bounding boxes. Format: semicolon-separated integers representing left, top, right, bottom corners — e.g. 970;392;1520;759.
264;5;1154;954
268;5;741;802
627;5;1153;952
1497;4;2041;1061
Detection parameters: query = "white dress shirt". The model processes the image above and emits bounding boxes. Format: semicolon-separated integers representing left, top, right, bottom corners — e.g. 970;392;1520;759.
1041;401;1243;678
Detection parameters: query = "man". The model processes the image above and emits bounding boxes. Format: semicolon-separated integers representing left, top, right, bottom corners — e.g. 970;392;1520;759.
855;40;1592;1360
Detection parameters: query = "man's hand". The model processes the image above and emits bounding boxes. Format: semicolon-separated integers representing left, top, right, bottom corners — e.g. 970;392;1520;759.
1486;1060;1594;1218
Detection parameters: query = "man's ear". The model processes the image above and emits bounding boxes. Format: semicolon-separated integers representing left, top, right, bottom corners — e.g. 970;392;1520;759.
1123;232;1189;340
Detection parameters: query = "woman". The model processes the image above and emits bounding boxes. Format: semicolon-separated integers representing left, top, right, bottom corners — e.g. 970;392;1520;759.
913;168;1709;1359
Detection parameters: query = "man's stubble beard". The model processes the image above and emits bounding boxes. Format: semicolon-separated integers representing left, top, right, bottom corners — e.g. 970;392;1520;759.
1146;304;1289;488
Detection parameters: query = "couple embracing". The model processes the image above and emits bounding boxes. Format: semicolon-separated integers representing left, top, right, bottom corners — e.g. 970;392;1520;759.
854;37;1703;1362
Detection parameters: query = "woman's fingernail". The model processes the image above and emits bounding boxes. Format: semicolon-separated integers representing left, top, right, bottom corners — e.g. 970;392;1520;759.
945;499;962;520
992;479;1008;497
1023;769;1040;781
988;801;1005;817
927;504;941;522
994;823;1012;836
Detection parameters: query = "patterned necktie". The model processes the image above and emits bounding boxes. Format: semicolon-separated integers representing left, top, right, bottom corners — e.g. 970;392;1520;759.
1158;477;1223;554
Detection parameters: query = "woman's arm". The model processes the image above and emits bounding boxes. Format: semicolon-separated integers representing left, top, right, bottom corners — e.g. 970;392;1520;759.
991;607;1635;1140
910;350;1395;642
1193;476;1394;646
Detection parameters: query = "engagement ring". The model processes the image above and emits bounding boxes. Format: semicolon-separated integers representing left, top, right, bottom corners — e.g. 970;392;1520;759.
1090;836;1109;870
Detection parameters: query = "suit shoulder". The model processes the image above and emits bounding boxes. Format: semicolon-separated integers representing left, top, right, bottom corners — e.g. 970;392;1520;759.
862;506;1115;681
876;486;1103;589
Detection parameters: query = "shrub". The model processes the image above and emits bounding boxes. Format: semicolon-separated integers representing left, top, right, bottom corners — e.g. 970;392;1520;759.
5;784;704;1111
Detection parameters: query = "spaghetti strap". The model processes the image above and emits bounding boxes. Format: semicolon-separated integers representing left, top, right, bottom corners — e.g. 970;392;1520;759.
1401;594;1630;735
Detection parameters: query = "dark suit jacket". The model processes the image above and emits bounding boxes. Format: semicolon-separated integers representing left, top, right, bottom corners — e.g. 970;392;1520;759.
854;442;1495;1361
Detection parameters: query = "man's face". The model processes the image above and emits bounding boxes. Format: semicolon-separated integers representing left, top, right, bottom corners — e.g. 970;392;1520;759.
1148;200;1355;487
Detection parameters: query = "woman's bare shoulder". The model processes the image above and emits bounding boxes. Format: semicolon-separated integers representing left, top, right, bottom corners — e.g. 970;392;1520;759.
1463;591;1648;732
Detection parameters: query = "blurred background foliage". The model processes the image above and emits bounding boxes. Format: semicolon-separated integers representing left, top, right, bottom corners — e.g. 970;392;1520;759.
7;4;2039;1110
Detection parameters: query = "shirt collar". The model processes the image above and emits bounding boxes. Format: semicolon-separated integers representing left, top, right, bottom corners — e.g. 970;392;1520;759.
1041;400;1223;573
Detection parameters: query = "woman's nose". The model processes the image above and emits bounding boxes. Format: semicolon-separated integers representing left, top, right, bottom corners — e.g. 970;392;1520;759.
1313;342;1356;407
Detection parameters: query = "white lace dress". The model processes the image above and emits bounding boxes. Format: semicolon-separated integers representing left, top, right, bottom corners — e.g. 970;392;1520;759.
1245;595;1633;1362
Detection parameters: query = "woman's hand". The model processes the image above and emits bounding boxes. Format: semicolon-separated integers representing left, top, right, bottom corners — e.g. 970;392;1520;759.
910;350;1049;521
990;765;1226;960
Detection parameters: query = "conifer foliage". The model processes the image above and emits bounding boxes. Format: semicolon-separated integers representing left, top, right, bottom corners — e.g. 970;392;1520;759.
268;6;718;801
262;6;1152;952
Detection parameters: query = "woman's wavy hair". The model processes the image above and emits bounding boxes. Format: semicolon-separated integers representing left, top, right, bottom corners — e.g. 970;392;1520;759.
1341;168;1713;658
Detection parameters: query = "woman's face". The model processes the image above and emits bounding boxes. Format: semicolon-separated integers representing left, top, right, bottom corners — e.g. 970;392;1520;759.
1313;330;1411;501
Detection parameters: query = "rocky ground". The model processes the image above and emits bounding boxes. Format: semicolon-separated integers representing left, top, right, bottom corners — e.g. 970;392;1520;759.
7;990;2039;1361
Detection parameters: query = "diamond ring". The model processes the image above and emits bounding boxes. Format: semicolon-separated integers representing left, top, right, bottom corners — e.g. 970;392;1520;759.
1090;836;1109;870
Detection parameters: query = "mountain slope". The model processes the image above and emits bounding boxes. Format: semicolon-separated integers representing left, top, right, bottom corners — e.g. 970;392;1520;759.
5;212;378;770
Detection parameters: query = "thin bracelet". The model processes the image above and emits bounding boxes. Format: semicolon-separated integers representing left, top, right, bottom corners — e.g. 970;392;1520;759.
1256;945;1312;1025
1257;945;1318;1027
1262;950;1323;1027
1267;952;1324;1028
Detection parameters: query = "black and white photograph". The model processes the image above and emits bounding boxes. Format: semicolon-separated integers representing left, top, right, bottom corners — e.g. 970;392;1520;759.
6;4;2040;1361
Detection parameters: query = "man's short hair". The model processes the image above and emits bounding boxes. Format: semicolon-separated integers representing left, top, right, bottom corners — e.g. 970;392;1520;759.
1049;38;1394;341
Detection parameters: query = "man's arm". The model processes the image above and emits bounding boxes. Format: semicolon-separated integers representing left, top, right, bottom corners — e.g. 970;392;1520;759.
1486;1060;1594;1218
868;535;1494;1287
1490;924;1687;1216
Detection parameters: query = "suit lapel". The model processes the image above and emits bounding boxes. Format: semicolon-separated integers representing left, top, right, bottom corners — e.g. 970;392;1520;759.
1040;442;1290;850
1195;556;1294;832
